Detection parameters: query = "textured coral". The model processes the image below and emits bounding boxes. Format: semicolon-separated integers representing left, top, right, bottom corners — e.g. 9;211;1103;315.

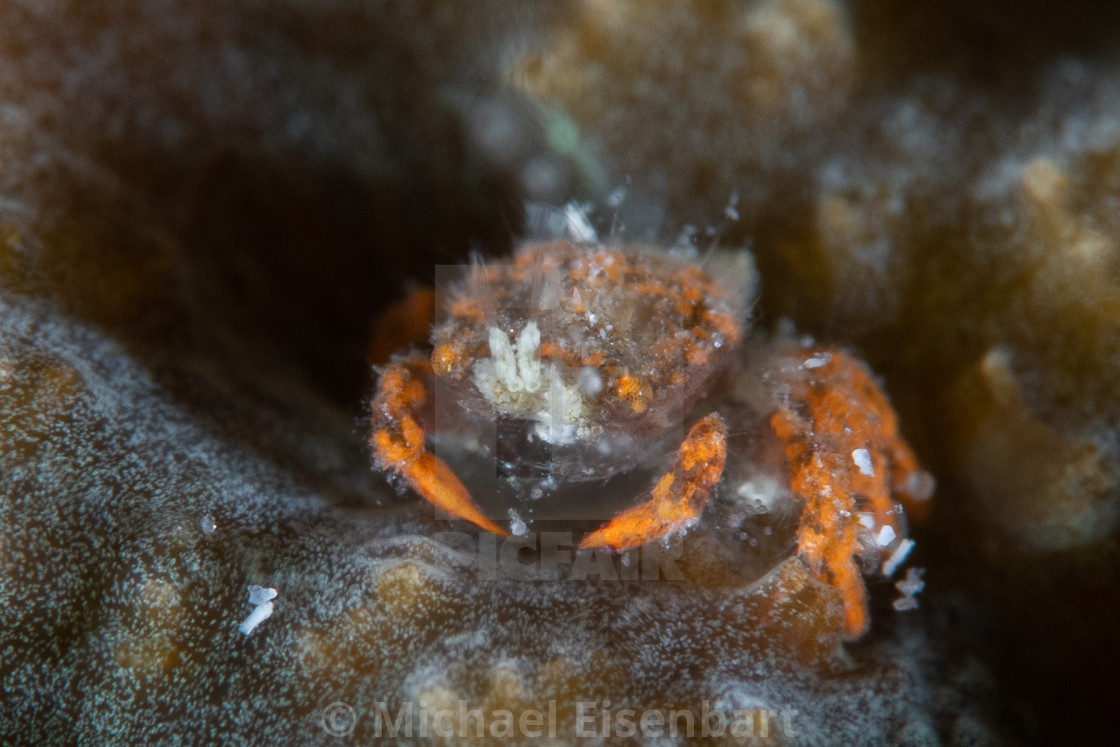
515;0;855;226
0;295;971;743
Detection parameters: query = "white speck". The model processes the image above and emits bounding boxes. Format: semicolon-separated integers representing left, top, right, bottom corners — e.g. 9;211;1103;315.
882;537;915;577
199;513;216;534
238;601;273;635
803;353;831;369
606;186;628;208
858;512;876;529
240;585;279;635
508;508;527;536
892;596;919;611
893;567;926;611
875;524;897;547
852;448;875;477
563;201;597;242
578;366;603;397
247;585;278;605
895;567;926;597
724;190;740;221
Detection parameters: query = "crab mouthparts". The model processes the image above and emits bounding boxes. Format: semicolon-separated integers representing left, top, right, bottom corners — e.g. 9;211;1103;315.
495;417;553;479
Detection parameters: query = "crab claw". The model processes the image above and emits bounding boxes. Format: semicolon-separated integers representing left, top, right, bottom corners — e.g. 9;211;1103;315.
372;356;509;537
401;453;508;536
580;413;727;551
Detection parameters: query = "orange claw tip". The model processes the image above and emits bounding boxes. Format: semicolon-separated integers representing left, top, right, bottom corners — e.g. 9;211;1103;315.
403;453;509;537
578;501;697;552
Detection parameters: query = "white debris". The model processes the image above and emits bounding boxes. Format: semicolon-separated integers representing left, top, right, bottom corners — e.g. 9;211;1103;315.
199;513;216;534
724;190;740;221
238;601;274;635
247;585;278;605
563;201;597;242
893;567;926;612
893;596;920;611
803;352;831;369
239;585;279;635
606;186;628;208
875;524;897;547
508;508;527;537
881;537;915;577
852;448;875;477
858;512;876;529
895;567;926;597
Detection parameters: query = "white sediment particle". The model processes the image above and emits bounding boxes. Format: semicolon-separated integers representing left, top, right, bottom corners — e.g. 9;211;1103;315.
508;508;527;536
199;513;216;534
893;596;920;611
852;448;875;477
803;352;831;369
858;512;876;529
895;567;926;597
882;537;915;577
247;585;278;605
893;567;926;611
238;601;273;635
724;190;740;221
876;524;897;547
239;585;278;636
563;201;597;242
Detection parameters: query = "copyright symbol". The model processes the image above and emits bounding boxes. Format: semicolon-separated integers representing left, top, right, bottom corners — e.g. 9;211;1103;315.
320;701;357;737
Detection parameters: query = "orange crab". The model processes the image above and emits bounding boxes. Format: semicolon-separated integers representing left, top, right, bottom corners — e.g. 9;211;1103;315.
370;240;931;638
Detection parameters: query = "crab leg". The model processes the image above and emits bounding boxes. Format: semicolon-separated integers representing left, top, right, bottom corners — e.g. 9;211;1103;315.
371;355;508;536
580;413;727;551
770;348;928;639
